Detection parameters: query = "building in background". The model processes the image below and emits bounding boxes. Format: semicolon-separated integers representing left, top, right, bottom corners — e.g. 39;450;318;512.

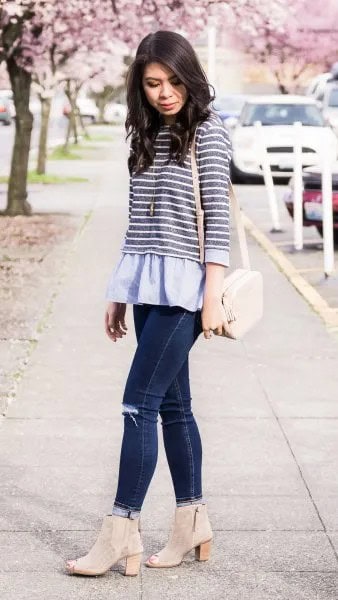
194;29;285;97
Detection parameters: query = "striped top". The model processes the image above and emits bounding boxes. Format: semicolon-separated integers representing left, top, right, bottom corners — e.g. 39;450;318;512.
122;112;231;265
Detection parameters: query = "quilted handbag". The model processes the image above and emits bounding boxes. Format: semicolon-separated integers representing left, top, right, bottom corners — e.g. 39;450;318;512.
191;133;263;340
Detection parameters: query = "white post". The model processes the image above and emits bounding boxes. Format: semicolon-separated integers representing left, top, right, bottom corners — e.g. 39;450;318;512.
207;18;216;88
321;132;335;276
293;121;304;250
254;120;282;232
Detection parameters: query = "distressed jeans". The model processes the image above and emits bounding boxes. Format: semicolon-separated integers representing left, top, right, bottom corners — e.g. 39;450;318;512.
112;303;204;518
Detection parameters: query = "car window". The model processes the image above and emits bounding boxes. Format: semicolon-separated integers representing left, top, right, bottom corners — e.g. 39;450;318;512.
328;88;338;107
240;103;325;126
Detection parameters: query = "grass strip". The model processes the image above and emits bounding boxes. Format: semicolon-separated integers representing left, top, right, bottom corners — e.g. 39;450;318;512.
49;142;100;160
48;145;83;160
85;133;114;142
0;172;88;184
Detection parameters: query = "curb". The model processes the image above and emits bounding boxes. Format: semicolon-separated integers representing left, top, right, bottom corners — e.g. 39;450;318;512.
242;211;338;332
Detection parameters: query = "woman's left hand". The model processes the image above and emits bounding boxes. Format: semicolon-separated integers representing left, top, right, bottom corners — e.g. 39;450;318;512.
201;296;227;339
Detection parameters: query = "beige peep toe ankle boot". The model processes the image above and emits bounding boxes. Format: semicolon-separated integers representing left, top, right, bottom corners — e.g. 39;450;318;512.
65;514;143;576
145;503;213;568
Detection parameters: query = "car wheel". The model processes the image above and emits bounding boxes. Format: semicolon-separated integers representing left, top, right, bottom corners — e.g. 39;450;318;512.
316;225;338;246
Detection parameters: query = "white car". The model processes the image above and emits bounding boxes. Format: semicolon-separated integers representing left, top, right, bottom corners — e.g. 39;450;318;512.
231;95;338;182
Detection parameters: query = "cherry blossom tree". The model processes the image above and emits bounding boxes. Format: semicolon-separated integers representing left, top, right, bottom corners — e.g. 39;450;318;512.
75;50;126;126
60;47;126;149
88;75;127;124
108;0;209;45
0;0;47;215
31;1;126;174
0;0;130;211
224;0;338;93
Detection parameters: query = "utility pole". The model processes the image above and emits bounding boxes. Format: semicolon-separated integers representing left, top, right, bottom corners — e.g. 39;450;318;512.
207;16;216;88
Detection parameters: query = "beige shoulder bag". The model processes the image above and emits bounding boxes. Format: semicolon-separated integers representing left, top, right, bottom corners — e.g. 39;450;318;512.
191;133;263;340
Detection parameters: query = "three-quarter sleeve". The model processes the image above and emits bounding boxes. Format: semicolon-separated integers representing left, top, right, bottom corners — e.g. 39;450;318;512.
196;118;232;266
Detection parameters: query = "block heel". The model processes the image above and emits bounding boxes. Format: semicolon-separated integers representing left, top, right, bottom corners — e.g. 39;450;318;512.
195;539;212;561
125;552;142;576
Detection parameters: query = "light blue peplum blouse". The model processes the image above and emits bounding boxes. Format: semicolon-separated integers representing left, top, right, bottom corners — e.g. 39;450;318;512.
105;244;228;312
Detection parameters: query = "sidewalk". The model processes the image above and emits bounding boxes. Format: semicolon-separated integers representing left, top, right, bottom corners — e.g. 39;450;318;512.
1;129;338;599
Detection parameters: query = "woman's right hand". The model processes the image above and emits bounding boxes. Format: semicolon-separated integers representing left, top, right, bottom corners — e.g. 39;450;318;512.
105;301;128;342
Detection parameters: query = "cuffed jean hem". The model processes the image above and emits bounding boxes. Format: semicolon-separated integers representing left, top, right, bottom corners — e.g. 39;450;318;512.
112;504;141;519
176;496;204;507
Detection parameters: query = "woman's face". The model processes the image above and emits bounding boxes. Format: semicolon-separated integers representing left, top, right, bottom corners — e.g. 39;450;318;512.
142;62;188;123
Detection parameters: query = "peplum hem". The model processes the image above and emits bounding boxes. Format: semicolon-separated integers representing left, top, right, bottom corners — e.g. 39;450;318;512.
105;252;206;312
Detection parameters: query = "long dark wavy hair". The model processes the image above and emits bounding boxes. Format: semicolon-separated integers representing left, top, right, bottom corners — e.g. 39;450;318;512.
126;30;214;174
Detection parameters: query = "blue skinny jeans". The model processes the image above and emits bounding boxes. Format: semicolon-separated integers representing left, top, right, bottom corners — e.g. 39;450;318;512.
112;303;204;518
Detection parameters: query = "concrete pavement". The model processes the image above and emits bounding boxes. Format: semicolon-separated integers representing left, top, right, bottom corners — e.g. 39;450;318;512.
1;128;338;599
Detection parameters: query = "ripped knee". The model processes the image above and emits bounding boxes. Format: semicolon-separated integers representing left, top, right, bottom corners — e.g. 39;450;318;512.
122;403;139;427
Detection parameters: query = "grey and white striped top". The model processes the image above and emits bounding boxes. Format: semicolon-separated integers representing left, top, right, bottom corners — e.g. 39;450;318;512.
122;112;232;265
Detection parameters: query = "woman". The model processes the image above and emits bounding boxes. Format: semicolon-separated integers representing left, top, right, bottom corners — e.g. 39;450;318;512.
66;30;231;577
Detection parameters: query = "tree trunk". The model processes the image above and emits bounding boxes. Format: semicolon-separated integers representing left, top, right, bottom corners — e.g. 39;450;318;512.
70;102;79;144
97;97;106;123
274;69;288;94
3;58;33;216
64;116;72;151
64;81;79;151
278;82;288;94
78;110;90;138
36;96;52;175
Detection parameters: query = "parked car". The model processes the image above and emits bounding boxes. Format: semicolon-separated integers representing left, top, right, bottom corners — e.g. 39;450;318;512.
213;94;247;132
0;90;13;125
104;102;127;123
63;97;99;123
284;164;338;245
231;95;338;183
